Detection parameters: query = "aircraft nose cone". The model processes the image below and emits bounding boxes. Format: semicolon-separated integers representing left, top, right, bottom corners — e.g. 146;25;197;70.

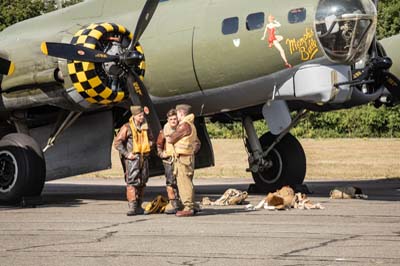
314;0;377;64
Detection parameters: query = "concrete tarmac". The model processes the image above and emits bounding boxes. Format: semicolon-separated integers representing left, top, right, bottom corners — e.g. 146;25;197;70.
0;177;399;266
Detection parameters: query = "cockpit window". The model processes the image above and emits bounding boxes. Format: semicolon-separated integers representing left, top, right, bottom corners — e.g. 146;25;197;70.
288;8;306;24
246;12;265;31
222;17;239;35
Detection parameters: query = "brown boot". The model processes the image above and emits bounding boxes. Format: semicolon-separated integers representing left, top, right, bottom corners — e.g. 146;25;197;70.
135;186;145;215
127;201;138;216
126;185;137;216
165;199;180;214
176;209;194;217
165;186;180;214
166;185;176;200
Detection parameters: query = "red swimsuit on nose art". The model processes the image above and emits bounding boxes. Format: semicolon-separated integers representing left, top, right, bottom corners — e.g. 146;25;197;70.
267;27;276;48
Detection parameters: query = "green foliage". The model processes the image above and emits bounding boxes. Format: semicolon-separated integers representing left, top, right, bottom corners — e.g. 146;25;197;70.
207;105;400;139
206;122;243;139
291;105;400;138
62;0;83;8
377;0;400;39
0;0;52;31
0;0;82;31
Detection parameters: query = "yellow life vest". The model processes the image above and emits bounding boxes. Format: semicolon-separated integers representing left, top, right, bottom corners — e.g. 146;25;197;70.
163;123;175;157
174;114;197;155
129;118;151;154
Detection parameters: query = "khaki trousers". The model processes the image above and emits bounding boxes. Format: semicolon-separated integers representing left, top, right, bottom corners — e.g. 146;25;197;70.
175;155;194;211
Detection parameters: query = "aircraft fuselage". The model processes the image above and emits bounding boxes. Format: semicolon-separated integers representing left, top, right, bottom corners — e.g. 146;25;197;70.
0;0;323;115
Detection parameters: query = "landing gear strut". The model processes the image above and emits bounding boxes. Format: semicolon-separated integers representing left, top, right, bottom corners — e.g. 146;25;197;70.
243;111;307;192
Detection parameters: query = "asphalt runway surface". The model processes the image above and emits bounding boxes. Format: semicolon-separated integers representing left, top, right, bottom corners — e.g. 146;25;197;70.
0;177;399;266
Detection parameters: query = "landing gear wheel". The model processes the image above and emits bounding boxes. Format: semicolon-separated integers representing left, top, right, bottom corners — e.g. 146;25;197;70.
251;132;306;192
0;133;46;204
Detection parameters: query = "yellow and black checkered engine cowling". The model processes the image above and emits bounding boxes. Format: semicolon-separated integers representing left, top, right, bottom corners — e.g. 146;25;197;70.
66;23;145;105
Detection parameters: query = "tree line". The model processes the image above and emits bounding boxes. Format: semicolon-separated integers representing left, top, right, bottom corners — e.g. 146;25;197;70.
0;0;82;31
207;105;400;139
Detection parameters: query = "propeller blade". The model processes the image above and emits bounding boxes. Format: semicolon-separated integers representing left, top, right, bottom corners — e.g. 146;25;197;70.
128;0;160;51
126;70;161;138
0;57;15;76
41;42;119;63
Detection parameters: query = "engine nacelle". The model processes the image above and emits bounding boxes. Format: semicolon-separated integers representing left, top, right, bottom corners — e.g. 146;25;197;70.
61;22;145;108
276;64;352;104
314;0;377;64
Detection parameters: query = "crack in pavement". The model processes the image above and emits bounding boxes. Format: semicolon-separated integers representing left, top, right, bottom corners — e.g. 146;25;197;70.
5;230;118;252
277;235;360;259
97;231;118;242
166;258;210;266
5;233;397;264
9;250;398;264
90;219;148;231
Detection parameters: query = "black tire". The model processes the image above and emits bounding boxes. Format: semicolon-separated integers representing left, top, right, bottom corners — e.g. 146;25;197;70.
0;133;46;203
251;132;306;191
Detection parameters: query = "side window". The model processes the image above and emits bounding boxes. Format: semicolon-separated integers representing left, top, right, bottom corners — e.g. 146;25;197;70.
288;8;307;24
246;12;265;31
222;17;239;35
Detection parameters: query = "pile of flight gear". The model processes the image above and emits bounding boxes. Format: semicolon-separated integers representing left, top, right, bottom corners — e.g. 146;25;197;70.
292;192;324;210
201;188;248;206
330;186;368;199
142;195;201;214
246;186;324;211
265;186;295;210
143;195;169;214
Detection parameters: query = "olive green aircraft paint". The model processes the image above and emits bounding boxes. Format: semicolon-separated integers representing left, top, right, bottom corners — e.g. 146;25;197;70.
0;0;323;100
190;0;322;91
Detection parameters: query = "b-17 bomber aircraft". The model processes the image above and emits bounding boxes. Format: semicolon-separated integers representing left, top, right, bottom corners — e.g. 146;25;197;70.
0;0;399;203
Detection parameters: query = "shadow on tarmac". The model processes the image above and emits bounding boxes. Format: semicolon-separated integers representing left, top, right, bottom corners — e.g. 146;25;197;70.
43;177;399;201
1;178;398;210
306;178;400;201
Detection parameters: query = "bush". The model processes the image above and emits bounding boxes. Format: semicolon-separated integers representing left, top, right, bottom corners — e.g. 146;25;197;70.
207;105;400;139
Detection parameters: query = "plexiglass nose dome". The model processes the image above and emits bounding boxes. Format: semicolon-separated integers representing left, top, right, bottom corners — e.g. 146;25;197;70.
314;0;377;64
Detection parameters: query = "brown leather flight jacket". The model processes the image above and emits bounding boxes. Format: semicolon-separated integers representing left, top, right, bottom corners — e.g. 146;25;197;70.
114;121;154;158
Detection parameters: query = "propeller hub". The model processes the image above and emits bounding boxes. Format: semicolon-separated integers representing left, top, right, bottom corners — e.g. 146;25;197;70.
65;23;146;105
103;43;124;76
370;57;393;70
